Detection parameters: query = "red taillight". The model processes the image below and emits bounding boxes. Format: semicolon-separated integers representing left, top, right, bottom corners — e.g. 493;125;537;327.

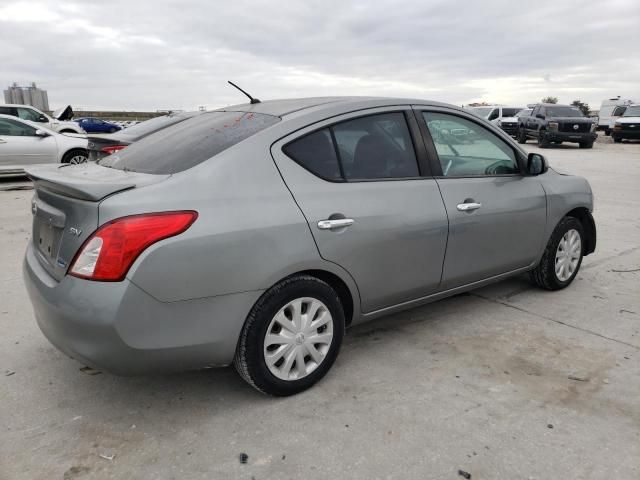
100;145;127;155
69;211;198;281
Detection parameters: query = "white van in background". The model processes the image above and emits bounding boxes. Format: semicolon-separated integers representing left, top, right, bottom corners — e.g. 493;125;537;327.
598;97;635;135
466;105;524;136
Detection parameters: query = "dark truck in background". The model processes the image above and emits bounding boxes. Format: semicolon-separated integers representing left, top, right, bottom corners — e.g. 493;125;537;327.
517;103;597;148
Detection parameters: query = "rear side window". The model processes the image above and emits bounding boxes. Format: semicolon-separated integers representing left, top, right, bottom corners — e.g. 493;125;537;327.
100;111;280;174
283;112;419;181
283;129;341;180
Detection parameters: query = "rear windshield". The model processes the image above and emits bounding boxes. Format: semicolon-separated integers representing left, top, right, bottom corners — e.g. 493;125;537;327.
99;111;280;174
118;113;198;140
546;106;585;118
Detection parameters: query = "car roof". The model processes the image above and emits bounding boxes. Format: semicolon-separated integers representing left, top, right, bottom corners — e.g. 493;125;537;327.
216;96;454;118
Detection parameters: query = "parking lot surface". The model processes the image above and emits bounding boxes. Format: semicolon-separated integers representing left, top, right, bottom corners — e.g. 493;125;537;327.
1;137;639;479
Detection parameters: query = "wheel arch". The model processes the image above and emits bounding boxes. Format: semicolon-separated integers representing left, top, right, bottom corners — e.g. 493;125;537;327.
565;207;596;255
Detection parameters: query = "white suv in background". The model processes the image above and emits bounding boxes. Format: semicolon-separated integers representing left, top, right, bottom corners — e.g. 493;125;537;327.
0;104;85;134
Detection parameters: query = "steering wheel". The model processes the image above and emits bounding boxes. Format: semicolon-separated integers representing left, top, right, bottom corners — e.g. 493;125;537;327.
485;160;515;175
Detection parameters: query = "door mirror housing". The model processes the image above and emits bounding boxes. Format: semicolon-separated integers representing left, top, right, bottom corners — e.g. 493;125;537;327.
535;114;545;119
527;153;547;175
34;129;50;138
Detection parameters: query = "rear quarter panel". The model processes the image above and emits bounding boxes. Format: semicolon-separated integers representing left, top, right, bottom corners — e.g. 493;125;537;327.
97;136;361;317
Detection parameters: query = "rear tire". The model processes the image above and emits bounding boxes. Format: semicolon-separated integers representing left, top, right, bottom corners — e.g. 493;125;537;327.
517;129;527;144
61;149;88;164
613;136;622;143
234;275;345;396
108;127;117;133
529;217;584;291
579;141;594;149
604;128;611;136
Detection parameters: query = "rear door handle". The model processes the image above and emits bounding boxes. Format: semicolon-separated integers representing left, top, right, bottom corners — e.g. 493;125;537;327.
317;218;355;230
457;202;482;212
0;138;6;144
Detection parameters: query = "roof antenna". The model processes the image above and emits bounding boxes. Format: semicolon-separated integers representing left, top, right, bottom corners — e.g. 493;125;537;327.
227;81;261;104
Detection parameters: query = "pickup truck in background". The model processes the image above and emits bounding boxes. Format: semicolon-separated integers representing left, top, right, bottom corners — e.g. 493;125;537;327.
517;103;597;148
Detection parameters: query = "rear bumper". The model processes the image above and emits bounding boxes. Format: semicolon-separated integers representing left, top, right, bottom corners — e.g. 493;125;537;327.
542;131;596;143
23;243;261;375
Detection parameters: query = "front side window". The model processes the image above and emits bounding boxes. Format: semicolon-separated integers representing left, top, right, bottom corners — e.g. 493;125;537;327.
423;112;519;177
0;118;37;136
283;112;420;181
17;107;42;122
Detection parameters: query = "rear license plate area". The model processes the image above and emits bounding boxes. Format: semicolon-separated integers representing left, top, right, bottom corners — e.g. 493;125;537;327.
38;223;58;259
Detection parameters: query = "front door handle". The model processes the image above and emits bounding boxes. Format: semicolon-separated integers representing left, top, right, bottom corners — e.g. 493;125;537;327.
457;202;482;212
317;218;355;230
0;138;6;144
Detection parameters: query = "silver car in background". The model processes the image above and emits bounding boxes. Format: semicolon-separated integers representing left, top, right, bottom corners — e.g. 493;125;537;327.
23;97;596;396
0;115;87;176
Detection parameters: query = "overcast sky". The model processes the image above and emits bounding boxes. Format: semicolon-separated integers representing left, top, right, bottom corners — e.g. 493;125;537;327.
1;0;639;111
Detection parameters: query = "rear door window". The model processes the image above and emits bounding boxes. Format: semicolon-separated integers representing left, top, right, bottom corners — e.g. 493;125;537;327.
283;112;419;181
99;111;280;174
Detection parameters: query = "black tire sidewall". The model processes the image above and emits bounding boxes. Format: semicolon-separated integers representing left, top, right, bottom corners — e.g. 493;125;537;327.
239;276;345;396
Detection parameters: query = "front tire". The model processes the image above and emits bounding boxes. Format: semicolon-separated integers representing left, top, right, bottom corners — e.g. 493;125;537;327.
579;141;594;149
234;275;345;396
613;136;622;143
529;217;584;291
517;129;527;144
538;131;550;148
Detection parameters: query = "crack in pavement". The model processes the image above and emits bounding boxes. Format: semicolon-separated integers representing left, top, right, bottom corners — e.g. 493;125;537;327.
471;293;640;351
582;245;640;270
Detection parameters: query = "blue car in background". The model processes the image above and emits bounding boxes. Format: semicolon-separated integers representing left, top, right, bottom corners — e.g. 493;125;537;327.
75;117;122;133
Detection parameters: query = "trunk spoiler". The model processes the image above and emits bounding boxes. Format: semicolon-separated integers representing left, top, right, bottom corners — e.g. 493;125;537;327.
24;163;168;202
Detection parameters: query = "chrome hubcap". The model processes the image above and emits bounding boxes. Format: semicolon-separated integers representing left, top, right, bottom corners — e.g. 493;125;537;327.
263;297;333;381
69;155;87;164
555;229;581;281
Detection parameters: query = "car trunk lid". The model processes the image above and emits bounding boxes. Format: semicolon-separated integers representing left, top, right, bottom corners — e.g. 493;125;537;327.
25;163;169;281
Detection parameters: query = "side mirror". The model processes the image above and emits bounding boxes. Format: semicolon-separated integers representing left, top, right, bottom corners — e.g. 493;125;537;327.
34;129;50;138
527;153;548;175
535;114;545;119
37;115;48;122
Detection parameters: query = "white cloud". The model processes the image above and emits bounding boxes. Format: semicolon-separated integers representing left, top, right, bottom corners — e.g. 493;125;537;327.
1;0;638;110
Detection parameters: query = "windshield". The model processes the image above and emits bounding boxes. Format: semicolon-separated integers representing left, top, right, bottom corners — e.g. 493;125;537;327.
501;108;522;117
469;107;493;118
623;106;640;116
516;109;532;117
99;111;280;174
546;106;585;118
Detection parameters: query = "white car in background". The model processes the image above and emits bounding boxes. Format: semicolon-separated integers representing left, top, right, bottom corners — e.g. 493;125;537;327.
0;114;88;176
0;104;85;134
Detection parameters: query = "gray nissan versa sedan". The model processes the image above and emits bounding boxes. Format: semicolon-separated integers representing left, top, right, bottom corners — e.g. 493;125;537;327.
23;97;596;396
